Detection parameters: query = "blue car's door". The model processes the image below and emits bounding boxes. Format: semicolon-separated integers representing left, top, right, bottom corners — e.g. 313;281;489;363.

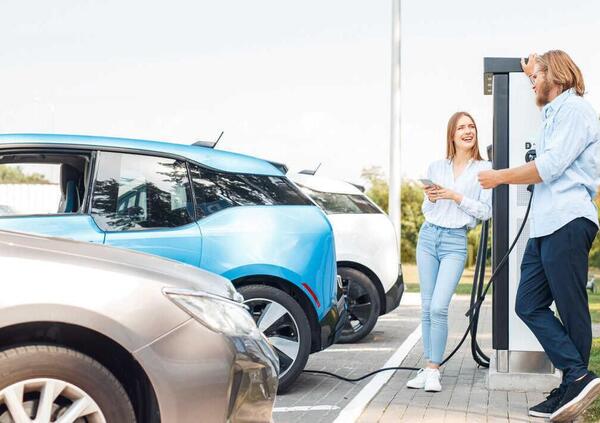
102;223;202;266
0;214;104;243
0;150;104;243
91;151;202;266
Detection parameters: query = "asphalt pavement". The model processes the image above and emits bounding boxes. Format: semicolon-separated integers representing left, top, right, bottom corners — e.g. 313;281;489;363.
272;293;422;423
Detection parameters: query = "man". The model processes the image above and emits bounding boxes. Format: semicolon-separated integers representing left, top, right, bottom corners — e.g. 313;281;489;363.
479;50;600;422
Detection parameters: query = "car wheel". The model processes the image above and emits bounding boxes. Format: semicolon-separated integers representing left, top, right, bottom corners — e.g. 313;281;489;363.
238;284;311;393
0;345;136;423
337;267;381;344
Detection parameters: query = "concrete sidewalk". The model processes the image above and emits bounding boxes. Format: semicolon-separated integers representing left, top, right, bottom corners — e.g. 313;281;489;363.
356;295;580;423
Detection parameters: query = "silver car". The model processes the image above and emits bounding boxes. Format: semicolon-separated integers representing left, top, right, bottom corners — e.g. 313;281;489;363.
0;230;278;422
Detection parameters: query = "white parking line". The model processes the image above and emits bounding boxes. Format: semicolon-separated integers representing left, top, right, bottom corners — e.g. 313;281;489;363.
332;324;422;423
321;347;394;353
273;405;340;412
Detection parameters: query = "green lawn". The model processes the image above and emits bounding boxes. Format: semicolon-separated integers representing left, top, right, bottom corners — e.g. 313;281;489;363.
404;263;600;323
584;338;600;422
403;263;600;420
403;263;493;297
590;292;600;324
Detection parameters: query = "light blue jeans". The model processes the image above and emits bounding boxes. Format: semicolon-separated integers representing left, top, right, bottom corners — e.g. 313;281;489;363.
416;222;467;364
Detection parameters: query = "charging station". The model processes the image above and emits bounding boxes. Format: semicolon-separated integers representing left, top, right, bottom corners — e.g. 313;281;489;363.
483;57;561;391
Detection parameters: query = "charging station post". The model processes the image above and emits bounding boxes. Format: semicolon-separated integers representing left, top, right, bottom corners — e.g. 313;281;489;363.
484;57;561;391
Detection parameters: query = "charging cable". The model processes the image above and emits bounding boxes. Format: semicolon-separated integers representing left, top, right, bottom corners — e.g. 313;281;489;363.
302;188;533;382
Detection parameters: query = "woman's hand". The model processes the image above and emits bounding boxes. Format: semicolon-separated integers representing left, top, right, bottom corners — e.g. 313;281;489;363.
424;185;438;203
425;186;463;204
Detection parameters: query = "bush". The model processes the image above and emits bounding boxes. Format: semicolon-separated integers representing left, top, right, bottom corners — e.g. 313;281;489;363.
362;166;490;265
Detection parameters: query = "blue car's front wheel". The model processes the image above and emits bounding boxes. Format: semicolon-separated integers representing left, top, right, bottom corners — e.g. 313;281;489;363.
239;284;311;393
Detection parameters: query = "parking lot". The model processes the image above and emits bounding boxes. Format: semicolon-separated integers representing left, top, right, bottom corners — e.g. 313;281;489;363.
273;293;422;422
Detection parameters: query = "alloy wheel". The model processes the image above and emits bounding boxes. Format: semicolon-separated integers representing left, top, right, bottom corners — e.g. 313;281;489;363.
0;378;106;423
342;278;375;335
244;298;300;378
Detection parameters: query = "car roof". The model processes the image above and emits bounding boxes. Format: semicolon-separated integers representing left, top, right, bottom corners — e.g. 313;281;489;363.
290;173;365;195
0;133;283;176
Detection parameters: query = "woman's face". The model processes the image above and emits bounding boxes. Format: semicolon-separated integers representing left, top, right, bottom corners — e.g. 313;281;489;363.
453;115;477;154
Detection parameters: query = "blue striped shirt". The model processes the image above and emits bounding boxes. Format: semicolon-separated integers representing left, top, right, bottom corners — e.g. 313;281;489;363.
422;159;492;229
531;88;600;238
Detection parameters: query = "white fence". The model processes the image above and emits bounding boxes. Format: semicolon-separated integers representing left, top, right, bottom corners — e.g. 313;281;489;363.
0;184;61;214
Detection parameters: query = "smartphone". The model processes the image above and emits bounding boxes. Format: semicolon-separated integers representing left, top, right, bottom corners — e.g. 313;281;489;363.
419;178;436;187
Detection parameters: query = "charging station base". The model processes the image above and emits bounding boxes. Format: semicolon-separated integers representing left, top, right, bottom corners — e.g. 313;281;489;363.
487;351;562;392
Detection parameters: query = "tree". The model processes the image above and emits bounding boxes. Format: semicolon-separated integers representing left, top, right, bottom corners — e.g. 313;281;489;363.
361;167;424;263
0;165;49;184
361;166;389;212
361;166;484;265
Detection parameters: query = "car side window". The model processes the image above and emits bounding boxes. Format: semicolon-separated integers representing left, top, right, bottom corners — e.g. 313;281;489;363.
188;163;312;218
91;152;193;231
0;151;91;216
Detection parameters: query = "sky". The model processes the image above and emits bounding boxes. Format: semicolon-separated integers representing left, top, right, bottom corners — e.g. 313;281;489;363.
0;0;598;185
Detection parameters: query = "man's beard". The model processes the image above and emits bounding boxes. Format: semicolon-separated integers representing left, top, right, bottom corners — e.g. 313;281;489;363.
536;80;552;107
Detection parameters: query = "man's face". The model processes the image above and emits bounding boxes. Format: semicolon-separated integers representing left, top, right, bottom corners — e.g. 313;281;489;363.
530;64;552;107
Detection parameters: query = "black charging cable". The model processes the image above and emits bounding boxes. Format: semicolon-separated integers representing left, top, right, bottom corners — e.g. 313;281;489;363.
302;189;533;382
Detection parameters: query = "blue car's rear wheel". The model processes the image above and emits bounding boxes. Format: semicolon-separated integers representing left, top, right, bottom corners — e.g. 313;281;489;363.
239;284;311;393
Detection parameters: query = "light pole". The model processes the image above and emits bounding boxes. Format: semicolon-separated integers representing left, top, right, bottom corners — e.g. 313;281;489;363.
389;0;402;248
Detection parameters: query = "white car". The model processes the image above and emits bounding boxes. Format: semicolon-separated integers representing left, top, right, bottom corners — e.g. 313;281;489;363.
291;173;404;343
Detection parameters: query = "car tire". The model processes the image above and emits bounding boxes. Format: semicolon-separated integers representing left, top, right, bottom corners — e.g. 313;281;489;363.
238;284;311;393
0;345;136;422
337;267;381;344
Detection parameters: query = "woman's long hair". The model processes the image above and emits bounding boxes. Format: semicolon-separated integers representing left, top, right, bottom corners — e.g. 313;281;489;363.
446;111;483;161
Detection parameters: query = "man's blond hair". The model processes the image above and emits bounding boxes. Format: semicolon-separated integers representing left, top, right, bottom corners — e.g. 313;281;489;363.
537;50;585;96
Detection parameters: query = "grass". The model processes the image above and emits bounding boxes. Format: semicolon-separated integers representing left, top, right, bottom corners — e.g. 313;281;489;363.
403;263;492;297
590;293;600;324
404;263;600;323
584;338;600;422
402;263;600;420
405;282;478;296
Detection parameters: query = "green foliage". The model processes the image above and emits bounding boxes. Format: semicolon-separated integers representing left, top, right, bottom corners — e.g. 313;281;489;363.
361;166;600;270
362;167;425;263
0;165;49;184
361;166;389;212
589;194;600;269
399;181;425;262
361;166;487;265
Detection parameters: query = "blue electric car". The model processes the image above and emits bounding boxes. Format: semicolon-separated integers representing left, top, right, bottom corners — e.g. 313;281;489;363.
0;134;345;391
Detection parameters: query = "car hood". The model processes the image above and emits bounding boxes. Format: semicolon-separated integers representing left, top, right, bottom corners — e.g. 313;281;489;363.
0;230;238;300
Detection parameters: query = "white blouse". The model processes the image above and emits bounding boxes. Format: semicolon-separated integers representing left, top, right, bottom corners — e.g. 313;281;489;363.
422;159;492;229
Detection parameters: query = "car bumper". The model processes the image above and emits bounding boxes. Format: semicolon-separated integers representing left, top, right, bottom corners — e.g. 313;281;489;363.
135;319;278;423
383;271;405;315
316;294;348;351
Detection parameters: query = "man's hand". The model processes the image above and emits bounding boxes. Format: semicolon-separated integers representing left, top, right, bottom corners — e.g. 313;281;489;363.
478;169;504;189
521;53;537;76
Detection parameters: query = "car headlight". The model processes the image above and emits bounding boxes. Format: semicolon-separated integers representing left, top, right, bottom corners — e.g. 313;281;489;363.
164;288;259;338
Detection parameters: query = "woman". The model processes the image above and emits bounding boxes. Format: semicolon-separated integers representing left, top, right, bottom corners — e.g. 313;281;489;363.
407;111;492;392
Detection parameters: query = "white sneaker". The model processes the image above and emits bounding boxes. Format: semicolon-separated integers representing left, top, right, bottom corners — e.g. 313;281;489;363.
406;369;427;389
424;368;442;392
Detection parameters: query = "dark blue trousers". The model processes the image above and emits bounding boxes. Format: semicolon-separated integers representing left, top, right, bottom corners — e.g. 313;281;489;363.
516;217;598;387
